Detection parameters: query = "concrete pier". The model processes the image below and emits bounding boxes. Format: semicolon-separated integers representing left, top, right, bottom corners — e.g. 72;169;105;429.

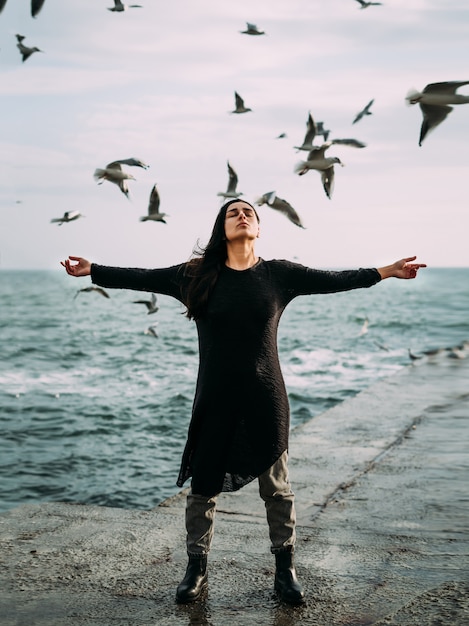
1;354;468;625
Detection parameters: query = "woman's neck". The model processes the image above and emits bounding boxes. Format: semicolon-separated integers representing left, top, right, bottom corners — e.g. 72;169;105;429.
225;243;258;270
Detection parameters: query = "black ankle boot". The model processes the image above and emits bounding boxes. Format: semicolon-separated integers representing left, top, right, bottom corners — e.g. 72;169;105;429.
176;555;208;603
274;549;305;605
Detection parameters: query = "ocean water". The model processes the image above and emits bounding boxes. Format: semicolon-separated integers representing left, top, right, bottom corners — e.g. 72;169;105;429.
1;267;468;513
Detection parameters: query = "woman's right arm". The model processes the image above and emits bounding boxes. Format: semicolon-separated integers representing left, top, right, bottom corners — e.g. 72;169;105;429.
61;256;185;300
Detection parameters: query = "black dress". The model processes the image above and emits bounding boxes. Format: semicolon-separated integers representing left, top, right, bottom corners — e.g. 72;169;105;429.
91;259;381;497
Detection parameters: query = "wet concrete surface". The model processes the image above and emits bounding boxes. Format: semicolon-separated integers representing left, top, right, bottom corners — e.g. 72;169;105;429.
1;355;468;625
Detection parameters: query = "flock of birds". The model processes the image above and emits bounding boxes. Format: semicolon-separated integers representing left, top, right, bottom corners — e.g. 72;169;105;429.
49;74;469;232
0;0;142;15
6;2;469;231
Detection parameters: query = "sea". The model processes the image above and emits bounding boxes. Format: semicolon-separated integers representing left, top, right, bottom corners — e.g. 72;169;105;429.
1;267;468;513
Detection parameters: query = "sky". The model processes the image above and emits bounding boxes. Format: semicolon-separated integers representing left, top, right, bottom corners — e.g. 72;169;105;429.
0;0;468;270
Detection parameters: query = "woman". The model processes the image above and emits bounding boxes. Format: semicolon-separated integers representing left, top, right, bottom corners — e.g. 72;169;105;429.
62;198;425;605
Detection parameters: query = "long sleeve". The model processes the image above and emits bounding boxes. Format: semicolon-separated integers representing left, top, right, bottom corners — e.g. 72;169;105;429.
269;260;381;300
91;263;186;302
293;266;381;295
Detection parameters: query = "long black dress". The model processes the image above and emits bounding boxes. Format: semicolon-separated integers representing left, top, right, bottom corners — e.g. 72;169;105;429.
91;259;381;497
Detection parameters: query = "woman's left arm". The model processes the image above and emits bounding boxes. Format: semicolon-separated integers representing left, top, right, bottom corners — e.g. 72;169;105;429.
377;256;426;280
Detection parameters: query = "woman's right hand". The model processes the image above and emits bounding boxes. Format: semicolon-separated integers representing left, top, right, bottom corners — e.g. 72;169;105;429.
61;256;92;277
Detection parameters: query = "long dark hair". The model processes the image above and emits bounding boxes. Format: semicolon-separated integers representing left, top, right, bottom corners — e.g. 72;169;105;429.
183;199;259;320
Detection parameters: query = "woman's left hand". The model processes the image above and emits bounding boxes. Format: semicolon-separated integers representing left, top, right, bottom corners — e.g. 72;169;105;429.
378;256;427;280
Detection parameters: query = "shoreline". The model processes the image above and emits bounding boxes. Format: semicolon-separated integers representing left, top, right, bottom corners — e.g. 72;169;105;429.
1;352;468;625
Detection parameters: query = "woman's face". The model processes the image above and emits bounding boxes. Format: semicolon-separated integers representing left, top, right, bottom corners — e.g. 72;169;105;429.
224;201;260;242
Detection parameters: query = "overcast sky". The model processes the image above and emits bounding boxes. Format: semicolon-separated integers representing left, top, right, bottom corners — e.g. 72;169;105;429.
0;0;468;270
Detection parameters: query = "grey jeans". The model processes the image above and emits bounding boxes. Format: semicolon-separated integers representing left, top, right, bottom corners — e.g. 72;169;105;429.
185;450;296;556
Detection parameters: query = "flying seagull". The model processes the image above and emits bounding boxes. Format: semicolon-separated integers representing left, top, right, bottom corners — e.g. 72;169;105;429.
133;293;158;314
16;34;43;62
294;139;366;198
94;162;135;198
294;112;318;151
74;286;110;300
144;324;159;338
406;80;469;145
50;210;84;225
140;184;168;223
355;0;383;8
31;0;46;17
255;191;305;229
93;158;147;197
276;132;287;139
108;0;142;11
217;161;243;199
240;22;265;36
316;121;331;142
352;99;374;124
231;91;252;114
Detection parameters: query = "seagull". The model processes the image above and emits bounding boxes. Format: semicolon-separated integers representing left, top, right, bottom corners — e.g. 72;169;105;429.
406;81;469;145
240;22;265;36
276;132;287;139
31;0;46;18
352;99;374;124
50;210;84;225
231;91;252;114
294;143;344;199
144;324;159;338
294;112;318;151
74;286;110;300
15;34;43;62
0;0;8;14
408;348;423;361
355;0;383;8
316;121;331;142
108;0;142;11
217;161;243;199
133;293;158;314
294;139;366;198
358;317;369;336
255;191;305;229
93;161;138;198
140;184;167;223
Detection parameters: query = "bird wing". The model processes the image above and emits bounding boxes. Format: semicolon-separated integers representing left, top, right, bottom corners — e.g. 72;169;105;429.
418;103;453;145
332;138;367;148
321;167;335;199
423;81;469;95
234;92;245;109
105;161;124;171
77;286;110;298
31;0;46;18
226;162;238;193
364;99;374;111
307;141;331;160
271;197;305;228
0;0;9;13
147;184;160;215
112;158;149;169
302;112;317;146
118;178;130;196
